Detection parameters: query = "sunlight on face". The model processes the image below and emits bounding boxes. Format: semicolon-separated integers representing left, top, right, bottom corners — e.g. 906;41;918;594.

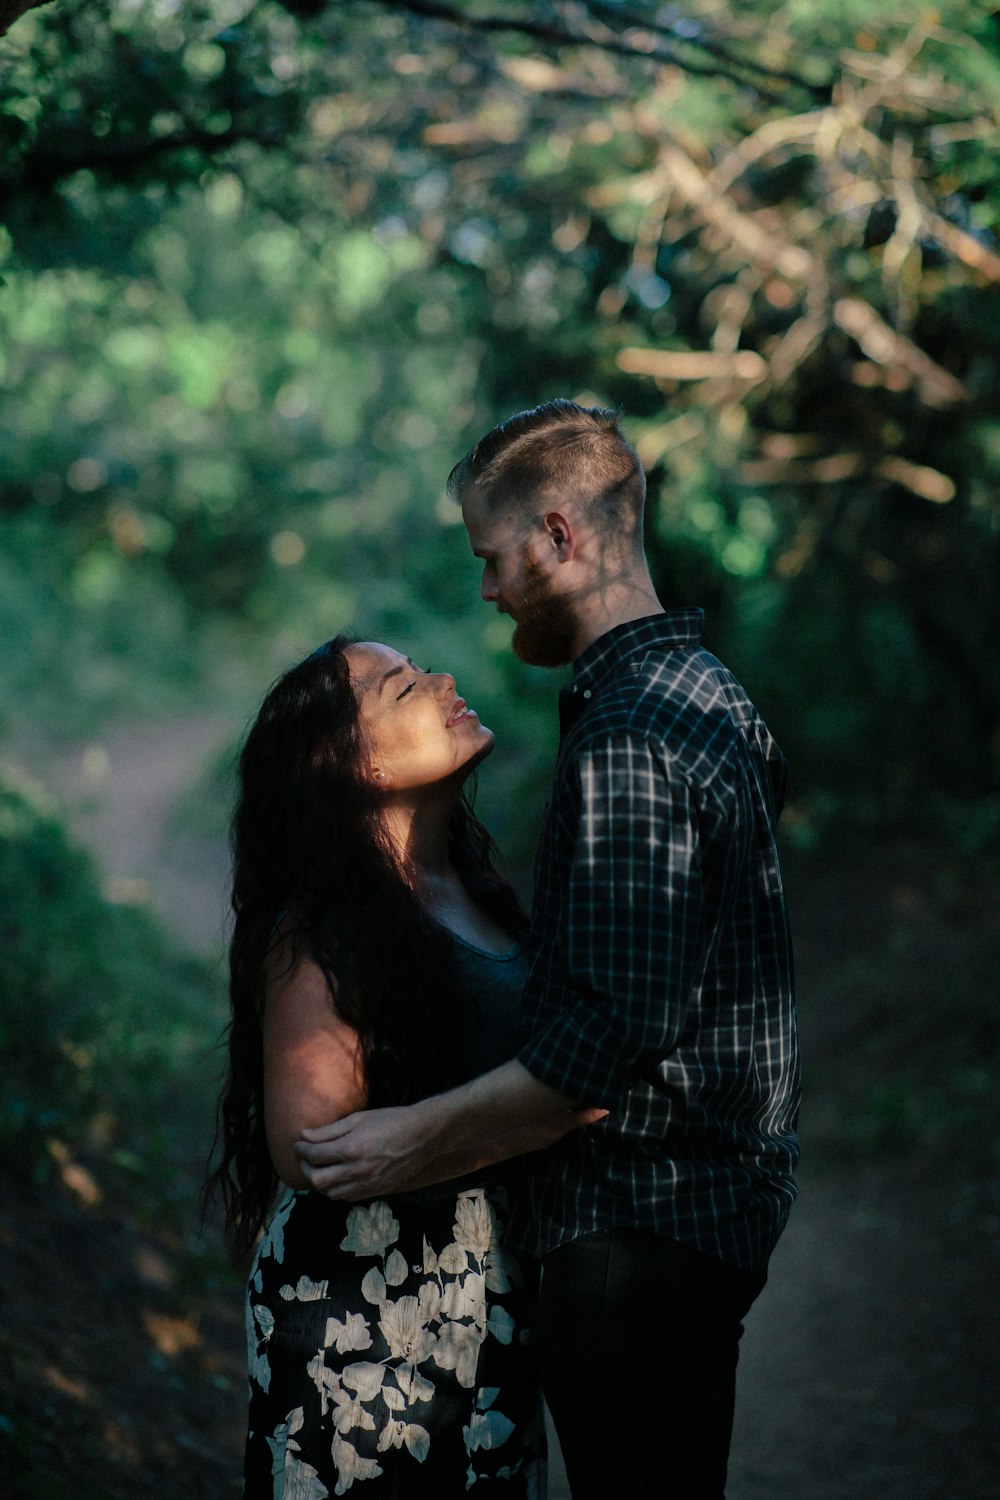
346;642;494;794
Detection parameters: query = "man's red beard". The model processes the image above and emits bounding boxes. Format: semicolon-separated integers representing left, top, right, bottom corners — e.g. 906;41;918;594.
510;554;579;668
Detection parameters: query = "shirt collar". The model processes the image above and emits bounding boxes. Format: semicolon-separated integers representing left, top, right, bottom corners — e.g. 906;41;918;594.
571;609;704;693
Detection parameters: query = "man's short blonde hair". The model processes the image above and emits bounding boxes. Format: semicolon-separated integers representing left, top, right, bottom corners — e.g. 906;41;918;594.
448;400;646;548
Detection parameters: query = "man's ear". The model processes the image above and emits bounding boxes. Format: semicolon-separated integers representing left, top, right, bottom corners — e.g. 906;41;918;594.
541;509;577;560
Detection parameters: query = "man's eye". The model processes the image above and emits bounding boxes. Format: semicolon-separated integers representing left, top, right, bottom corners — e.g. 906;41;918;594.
397;681;416;700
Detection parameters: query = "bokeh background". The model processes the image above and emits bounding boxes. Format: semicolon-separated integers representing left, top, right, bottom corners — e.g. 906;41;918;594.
1;2;998;1495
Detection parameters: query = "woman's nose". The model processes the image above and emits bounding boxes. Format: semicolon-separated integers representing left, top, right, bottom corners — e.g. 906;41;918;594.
432;671;456;693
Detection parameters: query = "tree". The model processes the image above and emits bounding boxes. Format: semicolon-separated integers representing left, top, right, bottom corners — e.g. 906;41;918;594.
2;0;998;827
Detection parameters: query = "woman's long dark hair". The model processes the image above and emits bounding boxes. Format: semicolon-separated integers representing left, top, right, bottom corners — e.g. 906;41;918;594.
203;635;527;1263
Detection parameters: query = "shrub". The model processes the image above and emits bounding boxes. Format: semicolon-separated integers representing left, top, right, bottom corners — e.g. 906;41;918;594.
0;762;220;1192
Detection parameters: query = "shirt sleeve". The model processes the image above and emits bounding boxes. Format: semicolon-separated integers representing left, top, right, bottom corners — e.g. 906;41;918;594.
518;730;705;1107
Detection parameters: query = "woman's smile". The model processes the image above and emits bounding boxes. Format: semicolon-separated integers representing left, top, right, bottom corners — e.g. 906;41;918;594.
447;697;477;727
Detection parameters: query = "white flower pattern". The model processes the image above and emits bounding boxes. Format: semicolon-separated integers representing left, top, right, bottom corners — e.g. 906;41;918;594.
339;1201;401;1258
245;1187;544;1496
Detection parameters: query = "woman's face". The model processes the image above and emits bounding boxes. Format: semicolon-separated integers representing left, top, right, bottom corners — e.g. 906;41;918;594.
346;642;494;793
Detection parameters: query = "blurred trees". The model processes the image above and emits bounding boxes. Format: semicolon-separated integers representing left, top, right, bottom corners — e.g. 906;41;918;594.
1;0;999;844
0;762;211;1189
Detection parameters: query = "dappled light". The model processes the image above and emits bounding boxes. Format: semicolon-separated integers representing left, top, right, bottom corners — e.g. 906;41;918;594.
142;1309;203;1359
1;2;998;1496
48;1140;103;1207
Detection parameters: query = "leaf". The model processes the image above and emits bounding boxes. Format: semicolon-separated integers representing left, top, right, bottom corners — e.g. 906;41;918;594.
383;1385;406;1410
307;1352;343;1415
253;1303;275;1341
361;1267;386;1306
418;1281;442;1324
287;1406;306;1438
402;1422;431;1462
438;1242;469;1275
486;1305;515;1345
258;1190;296;1266
324;1312;373;1355
341;1361;386;1401
384;1248;408;1286
484;1249;514;1293
395;1363;435;1404
440;1274;485;1326
280;1275;329;1302
331;1394;376;1435
332;1431;383;1493
465;1406;517;1452
432;1320;484;1387
376;1418;406;1452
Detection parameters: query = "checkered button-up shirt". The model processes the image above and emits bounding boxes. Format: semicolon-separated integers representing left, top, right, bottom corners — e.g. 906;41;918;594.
514;611;800;1270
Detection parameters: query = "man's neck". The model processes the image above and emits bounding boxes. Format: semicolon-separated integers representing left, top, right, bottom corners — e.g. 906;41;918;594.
569;576;665;660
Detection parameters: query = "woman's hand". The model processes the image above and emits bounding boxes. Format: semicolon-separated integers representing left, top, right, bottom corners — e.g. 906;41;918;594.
294;1102;438;1199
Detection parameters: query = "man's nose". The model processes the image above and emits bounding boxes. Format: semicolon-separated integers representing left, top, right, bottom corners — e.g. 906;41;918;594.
480;568;499;602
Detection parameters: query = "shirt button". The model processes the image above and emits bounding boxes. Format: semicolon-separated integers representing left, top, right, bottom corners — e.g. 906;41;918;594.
582;689;592;699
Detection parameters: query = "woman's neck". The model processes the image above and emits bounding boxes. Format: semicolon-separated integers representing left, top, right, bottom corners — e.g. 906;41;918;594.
381;790;514;952
380;789;455;882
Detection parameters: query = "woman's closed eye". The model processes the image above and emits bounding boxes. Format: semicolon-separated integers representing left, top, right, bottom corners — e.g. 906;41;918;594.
396;680;416;700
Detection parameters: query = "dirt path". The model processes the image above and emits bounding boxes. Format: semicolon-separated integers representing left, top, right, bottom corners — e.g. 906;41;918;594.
5;720;997;1497
12;714;234;951
730;1164;998;1498
5;1154;994;1499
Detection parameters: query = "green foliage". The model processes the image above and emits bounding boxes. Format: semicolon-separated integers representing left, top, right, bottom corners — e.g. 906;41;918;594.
0;763;220;1179
1;0;998;818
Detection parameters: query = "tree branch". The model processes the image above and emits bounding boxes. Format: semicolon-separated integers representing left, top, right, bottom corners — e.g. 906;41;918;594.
0;124;286;202
347;0;813;100
583;2;828;96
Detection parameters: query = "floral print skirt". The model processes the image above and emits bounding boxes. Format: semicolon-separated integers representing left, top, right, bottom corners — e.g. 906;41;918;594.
244;1184;546;1498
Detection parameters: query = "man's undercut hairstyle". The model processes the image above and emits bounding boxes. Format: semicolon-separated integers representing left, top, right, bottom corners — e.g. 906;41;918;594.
448;400;646;548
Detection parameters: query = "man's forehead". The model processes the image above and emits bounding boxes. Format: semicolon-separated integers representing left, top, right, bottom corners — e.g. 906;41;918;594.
461;486;514;549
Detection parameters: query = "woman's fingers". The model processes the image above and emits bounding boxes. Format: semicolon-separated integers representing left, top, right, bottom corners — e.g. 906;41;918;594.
297;1157;370;1198
298;1115;356;1142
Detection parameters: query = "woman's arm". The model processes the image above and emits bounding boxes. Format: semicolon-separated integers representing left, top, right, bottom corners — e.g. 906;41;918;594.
262;931;365;1191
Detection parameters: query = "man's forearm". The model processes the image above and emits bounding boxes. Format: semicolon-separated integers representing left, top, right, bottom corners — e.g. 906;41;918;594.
395;1104;602;1193
294;1059;577;1199
408;1059;573;1156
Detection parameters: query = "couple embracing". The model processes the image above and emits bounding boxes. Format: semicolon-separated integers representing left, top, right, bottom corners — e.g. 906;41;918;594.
207;400;800;1499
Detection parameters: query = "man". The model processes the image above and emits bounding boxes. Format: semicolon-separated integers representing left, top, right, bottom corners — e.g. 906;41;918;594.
297;401;800;1498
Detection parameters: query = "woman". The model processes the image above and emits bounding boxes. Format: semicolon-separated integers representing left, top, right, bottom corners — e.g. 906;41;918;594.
207;636;592;1498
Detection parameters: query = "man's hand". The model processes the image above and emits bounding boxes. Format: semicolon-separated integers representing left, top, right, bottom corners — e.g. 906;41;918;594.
293;1103;434;1199
293;1098;609;1200
293;1060;604;1200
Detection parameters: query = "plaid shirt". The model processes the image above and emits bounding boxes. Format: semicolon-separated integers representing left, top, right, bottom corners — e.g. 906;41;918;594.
513;611;800;1270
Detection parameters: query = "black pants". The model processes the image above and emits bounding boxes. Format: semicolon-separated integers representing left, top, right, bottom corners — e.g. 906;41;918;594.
537;1228;766;1500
